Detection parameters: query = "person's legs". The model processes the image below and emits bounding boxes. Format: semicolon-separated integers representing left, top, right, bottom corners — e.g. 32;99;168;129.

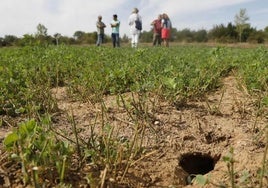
100;34;104;45
111;33;116;47
157;34;162;46
153;33;157;46
115;33;120;47
134;33;139;47
96;34;101;46
131;33;140;48
131;34;135;48
166;39;169;47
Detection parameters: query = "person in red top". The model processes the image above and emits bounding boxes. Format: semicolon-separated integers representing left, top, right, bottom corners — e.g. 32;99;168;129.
161;13;172;47
151;14;162;46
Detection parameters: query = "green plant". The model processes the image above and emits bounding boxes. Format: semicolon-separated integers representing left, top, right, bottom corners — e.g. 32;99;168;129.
223;147;236;188
1;45;268;187
4;119;74;186
205;88;225;115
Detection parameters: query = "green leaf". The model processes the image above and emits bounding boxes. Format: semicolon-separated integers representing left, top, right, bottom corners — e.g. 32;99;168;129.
25;119;36;132
4;132;19;147
222;155;231;162
11;153;19;159
194;175;208;185
163;77;177;89
15;107;25;114
239;170;250;184
262;96;268;106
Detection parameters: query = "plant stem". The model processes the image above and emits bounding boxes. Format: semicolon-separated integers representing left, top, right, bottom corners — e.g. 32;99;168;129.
259;129;268;188
69;110;82;164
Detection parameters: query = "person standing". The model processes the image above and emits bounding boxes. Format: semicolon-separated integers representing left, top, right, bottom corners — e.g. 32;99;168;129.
128;8;142;48
110;14;120;47
96;15;106;46
151;14;162;46
161;13;172;47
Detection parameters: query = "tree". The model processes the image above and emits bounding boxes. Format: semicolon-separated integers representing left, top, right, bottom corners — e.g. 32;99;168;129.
0;37;5;47
35;23;50;46
234;8;250;42
265;26;268;33
3;35;18;46
121;34;129;43
208;24;225;42
36;23;48;36
247;30;265;43
140;30;153;43
194;29;208;42
176;28;193;42
18;34;36;46
226;22;238;40
73;31;85;40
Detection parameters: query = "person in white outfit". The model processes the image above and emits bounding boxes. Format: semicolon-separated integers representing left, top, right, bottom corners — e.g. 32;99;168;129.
128;8;142;48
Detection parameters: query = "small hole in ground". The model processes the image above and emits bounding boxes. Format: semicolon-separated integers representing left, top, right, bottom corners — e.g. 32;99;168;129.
179;152;220;184
179;152;218;174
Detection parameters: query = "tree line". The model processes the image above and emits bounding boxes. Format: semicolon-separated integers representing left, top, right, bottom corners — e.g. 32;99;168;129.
1;9;268;47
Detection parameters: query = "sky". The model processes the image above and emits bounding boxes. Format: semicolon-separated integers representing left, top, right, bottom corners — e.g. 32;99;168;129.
1;0;268;38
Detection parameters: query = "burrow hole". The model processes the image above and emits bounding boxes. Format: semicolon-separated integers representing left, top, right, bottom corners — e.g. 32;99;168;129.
179;152;220;184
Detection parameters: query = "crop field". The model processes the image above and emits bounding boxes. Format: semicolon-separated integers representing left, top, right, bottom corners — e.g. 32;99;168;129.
0;45;268;187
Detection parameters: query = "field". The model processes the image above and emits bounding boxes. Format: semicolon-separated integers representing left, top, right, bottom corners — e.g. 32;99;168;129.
0;44;268;187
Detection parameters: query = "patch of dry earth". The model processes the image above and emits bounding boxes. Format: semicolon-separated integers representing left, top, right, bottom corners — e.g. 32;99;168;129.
1;75;267;187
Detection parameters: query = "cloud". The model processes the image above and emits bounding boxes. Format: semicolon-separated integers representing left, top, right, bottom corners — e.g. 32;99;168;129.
0;0;126;37
139;0;253;17
0;0;265;38
138;0;255;30
252;8;268;15
1;1;42;36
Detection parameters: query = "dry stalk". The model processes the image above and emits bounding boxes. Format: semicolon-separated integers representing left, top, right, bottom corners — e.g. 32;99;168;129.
259;128;268;188
100;165;108;188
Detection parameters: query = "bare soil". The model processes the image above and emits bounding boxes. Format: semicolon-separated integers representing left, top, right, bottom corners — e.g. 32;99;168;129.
1;74;268;187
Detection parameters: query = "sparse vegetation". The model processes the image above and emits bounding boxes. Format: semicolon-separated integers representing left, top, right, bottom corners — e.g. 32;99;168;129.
0;45;267;187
